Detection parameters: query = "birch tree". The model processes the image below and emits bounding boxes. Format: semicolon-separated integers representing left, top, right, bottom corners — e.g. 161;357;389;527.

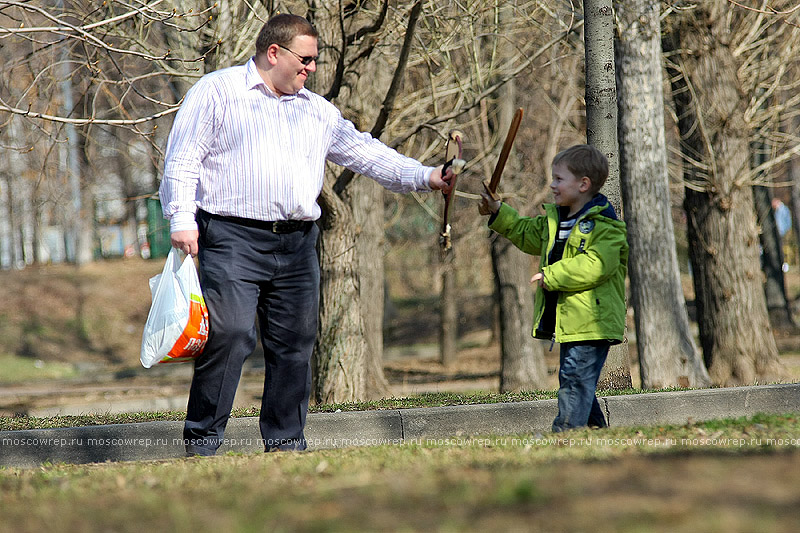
583;0;632;389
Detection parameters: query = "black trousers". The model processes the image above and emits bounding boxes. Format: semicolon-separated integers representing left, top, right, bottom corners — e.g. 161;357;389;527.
184;210;320;455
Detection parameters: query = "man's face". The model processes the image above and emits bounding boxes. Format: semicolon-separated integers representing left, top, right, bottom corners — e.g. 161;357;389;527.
270;35;318;95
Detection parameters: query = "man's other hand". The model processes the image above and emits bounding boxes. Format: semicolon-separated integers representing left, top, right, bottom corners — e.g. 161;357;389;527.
171;230;200;257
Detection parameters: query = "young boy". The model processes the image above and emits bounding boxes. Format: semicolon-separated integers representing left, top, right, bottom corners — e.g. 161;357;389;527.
479;144;628;432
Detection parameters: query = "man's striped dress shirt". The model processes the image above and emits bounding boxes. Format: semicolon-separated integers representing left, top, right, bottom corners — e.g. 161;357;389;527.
160;58;434;232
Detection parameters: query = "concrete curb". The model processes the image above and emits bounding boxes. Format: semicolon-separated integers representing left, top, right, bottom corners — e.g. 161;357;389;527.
1;383;798;468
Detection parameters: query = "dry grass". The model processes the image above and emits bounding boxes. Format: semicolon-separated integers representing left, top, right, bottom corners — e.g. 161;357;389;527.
1;413;799;533
1;260;799;531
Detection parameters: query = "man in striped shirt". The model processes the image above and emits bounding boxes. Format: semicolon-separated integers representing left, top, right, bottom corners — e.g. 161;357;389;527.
160;13;453;456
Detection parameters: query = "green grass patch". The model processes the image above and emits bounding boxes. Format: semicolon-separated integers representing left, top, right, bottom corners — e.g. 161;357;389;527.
313;390;558;413
1;391;558;431
0;388;710;432
0;354;78;384
0;413;798;533
9;385;800;433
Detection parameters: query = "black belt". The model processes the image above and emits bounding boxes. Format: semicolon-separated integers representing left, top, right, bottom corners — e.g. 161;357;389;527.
199;210;313;234
268;220;313;234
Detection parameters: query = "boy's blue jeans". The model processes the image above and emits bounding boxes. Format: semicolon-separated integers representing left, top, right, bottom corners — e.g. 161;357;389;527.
552;341;610;432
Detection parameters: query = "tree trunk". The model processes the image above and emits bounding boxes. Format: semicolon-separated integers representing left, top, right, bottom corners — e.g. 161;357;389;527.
342;178;390;397
583;0;632;389
4;173;19;267
31;200;42;266
615;0;709;389
789;113;800;272
492;234;548;390
312;1;422;398
489;68;547;391
72;128;94;266
664;12;787;386
117;130;142;257
439;248;458;366
684;186;785;385
312;180;367;404
791;142;800;273
59;39;92;266
754;185;794;327
29;155;43;265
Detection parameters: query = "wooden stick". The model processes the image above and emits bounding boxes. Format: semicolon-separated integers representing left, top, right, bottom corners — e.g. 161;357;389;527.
483;108;523;200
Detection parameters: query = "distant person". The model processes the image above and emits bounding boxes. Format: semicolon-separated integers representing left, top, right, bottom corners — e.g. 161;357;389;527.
159;13;454;456
478;144;628;432
773;198;791;238
772;197;792;271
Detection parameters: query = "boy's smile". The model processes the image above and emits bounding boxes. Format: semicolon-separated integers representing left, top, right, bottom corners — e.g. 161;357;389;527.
550;162;591;216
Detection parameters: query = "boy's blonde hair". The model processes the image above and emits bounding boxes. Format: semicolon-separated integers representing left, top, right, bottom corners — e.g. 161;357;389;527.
552;144;608;195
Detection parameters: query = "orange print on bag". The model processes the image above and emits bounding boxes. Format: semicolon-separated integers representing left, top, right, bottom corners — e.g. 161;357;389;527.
160;294;209;364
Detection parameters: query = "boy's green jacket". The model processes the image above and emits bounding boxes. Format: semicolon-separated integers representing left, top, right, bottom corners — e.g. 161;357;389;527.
489;198;628;344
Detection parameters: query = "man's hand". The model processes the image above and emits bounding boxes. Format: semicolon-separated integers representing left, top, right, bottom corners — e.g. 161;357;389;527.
171;229;200;257
429;164;455;195
479;191;501;216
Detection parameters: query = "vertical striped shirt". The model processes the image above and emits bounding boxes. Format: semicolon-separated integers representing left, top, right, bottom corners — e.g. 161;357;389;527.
160;58;435;232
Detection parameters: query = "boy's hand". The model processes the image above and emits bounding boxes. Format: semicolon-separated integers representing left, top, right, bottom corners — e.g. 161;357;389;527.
479;191;501;216
531;272;548;290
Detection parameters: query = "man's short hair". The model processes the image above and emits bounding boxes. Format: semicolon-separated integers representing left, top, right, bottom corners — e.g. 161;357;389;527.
552;144;609;194
255;14;318;56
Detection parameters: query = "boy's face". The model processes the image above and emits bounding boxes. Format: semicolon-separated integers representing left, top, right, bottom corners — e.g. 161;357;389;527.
550;162;591;214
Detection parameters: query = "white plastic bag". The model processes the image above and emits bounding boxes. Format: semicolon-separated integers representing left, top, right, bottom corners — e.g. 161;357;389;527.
140;247;209;368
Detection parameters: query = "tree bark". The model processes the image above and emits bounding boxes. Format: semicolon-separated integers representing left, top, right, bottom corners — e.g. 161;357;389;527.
493;234;549;390
791;138;800;274
754;184;794;327
438;247;458;367
116;130;142;257
789;113;800;273
584;0;632;389
312;180;367;404
490;70;547;391
31;198;42;265
615;0;709;389
664;10;787;386
4;173;19;267
74;128;94;266
341;178;390;397
311;1;428;398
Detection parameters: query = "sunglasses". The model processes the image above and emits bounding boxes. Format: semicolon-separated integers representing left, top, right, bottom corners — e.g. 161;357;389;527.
277;44;318;66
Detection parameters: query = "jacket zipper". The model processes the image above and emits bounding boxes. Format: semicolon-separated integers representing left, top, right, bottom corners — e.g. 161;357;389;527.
539;204;601;346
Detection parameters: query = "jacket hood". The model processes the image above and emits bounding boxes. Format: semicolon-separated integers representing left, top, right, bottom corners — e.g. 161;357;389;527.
546;193;618;221
578;193;617;220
